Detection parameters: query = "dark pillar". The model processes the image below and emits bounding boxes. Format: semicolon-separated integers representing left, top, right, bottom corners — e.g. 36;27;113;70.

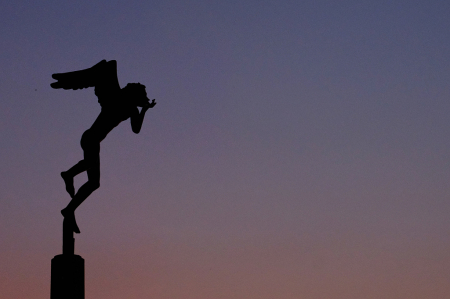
51;218;85;299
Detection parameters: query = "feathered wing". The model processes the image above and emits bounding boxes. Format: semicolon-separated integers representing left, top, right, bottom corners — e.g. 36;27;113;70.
50;60;121;97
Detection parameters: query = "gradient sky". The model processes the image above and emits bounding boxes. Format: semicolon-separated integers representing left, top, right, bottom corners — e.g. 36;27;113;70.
1;0;450;298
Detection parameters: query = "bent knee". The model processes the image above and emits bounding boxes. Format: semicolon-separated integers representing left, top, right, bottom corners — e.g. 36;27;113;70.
87;180;100;190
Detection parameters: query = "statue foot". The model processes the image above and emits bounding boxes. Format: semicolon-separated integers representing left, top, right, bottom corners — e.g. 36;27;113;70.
61;208;80;234
61;171;75;198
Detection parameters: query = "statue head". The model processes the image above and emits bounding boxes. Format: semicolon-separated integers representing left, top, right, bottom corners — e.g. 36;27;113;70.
124;83;150;107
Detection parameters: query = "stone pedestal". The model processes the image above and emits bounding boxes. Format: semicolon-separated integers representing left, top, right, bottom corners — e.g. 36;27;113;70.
51;217;84;299
51;254;85;299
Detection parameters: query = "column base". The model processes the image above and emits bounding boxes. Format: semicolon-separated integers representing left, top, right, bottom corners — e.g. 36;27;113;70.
51;254;84;299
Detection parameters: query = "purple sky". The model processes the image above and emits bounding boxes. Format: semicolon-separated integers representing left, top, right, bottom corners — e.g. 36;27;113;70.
1;0;450;298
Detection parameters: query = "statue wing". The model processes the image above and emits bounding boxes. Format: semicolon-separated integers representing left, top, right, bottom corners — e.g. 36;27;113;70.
50;60;120;92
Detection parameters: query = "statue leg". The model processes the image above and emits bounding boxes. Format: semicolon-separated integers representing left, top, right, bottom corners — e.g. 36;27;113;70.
61;160;87;198
61;130;92;197
61;142;100;233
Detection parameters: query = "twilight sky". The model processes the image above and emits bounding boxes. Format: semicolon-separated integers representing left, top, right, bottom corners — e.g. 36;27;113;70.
1;0;450;298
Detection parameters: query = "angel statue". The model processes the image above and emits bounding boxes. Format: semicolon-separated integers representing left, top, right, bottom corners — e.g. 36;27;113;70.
51;60;156;233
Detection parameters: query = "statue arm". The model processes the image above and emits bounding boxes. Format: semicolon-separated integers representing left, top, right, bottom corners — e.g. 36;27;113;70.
130;100;156;133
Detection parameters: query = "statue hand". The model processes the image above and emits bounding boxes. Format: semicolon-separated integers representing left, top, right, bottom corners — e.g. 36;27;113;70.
148;99;156;108
143;99;156;110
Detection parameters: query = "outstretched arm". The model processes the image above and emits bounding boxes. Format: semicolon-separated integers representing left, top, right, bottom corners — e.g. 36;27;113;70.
131;99;156;133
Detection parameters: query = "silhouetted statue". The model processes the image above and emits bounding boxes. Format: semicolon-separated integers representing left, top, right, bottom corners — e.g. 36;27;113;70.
51;60;156;233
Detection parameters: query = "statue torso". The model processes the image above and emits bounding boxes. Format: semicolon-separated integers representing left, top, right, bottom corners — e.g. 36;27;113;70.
87;89;135;142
